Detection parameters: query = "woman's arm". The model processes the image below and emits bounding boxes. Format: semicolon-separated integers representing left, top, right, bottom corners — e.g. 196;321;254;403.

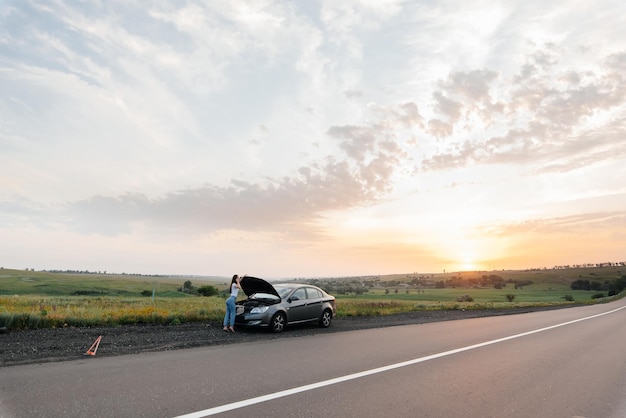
236;275;245;288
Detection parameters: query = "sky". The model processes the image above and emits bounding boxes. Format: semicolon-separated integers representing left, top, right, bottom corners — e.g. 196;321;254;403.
1;0;625;279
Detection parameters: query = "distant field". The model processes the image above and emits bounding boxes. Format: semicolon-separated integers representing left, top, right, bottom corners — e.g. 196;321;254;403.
312;265;626;316
0;266;623;330
374;265;624;286
0;269;225;297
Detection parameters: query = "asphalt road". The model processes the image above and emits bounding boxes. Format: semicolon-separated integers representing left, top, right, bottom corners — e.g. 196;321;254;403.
2;300;625;418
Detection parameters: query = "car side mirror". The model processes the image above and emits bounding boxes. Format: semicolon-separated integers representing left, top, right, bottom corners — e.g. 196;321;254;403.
289;295;299;302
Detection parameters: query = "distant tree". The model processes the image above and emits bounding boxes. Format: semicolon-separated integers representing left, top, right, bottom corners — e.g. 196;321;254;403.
197;285;219;297
514;280;533;289
354;286;369;295
571;280;591;290
590;281;603;291
607;276;626;295
178;280;195;293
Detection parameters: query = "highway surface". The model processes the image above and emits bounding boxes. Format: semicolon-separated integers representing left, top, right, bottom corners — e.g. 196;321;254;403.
2;300;625;418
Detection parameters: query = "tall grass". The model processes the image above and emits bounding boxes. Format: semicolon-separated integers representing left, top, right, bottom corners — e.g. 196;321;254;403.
335;297;578;317
0;295;226;330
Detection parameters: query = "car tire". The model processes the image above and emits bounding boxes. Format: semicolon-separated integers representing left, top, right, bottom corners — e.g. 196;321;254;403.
270;312;286;333
319;309;332;328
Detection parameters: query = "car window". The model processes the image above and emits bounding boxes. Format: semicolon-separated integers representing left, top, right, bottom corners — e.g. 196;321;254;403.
306;287;322;299
291;288;306;300
276;287;293;298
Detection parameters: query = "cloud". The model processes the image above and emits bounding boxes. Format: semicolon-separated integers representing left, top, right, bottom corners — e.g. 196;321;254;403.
64;161;362;236
483;211;626;237
51;98;421;237
420;45;626;172
431;91;462;125
0;195;49;226
320;0;404;34
55;104;410;236
426;119;454;140
605;51;626;71
440;69;500;107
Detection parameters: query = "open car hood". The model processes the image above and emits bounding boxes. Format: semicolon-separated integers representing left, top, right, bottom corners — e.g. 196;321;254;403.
240;276;280;298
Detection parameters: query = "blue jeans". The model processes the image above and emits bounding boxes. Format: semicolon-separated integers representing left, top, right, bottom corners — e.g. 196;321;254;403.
223;296;236;327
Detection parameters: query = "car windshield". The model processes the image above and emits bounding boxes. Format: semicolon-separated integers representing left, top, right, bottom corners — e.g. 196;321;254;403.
275;286;294;299
250;292;280;301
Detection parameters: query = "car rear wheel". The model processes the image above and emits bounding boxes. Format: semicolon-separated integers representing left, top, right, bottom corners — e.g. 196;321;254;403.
271;312;286;333
319;309;332;328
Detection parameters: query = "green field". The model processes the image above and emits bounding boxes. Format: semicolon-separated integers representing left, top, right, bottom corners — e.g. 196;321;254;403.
0;266;624;330
0;269;205;297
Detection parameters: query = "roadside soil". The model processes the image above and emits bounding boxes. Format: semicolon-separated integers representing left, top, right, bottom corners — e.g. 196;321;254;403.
0;306;570;367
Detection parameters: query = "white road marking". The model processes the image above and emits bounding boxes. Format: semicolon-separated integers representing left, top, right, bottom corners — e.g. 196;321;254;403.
174;305;626;417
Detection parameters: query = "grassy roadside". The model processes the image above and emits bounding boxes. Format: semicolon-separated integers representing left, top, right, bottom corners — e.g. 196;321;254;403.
1;266;624;330
0;268;226;329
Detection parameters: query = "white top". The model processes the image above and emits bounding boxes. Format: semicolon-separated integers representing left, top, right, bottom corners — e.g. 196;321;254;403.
230;283;239;298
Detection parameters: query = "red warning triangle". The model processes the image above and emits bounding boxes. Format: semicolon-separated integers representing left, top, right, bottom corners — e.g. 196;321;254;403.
86;336;102;356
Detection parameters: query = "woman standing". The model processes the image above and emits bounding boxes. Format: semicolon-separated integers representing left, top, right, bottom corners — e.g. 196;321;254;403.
223;274;243;332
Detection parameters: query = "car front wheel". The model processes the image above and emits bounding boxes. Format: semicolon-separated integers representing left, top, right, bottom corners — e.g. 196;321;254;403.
271;312;286;333
319;309;332;328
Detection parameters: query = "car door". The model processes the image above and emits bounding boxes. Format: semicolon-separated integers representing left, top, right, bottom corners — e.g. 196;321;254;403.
286;287;309;322
304;287;324;320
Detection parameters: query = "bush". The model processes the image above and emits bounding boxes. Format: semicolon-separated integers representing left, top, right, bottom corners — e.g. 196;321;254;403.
563;294;574;301
197;285;219;297
456;294;473;302
591;293;605;299
505;294;516;302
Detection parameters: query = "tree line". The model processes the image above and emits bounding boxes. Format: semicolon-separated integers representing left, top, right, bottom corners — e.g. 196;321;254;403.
570;275;626;296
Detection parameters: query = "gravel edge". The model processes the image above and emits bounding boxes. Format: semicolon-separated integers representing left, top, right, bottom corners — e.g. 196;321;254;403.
0;306;572;367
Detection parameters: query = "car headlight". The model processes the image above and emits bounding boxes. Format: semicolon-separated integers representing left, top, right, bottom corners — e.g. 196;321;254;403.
250;306;269;314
